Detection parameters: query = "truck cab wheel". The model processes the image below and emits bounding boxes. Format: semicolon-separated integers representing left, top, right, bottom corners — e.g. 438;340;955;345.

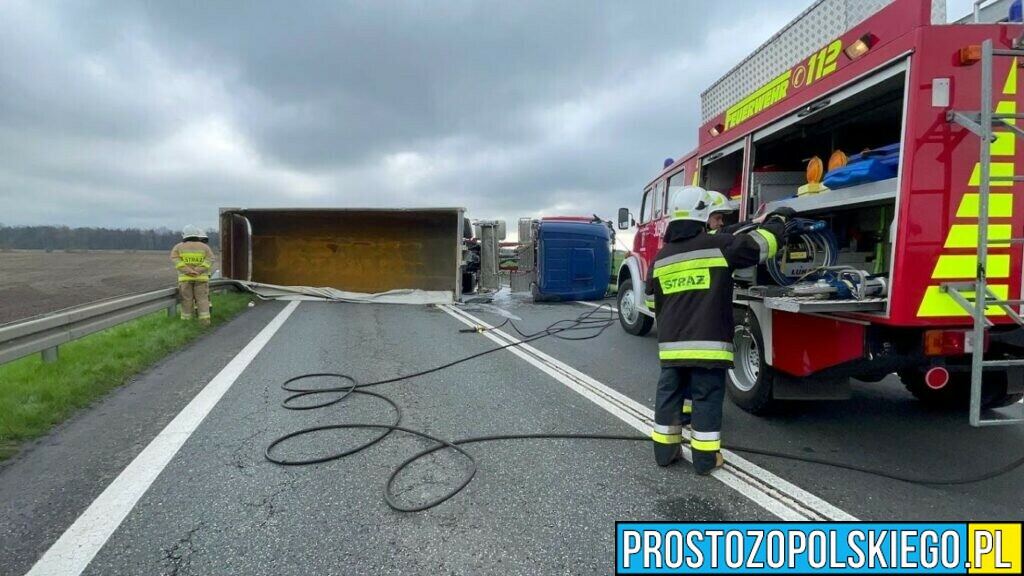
728;312;777;414
616;279;653;336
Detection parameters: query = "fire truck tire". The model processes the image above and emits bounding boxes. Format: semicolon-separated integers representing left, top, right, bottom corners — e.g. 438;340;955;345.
988;392;1024;409
898;369;1023;409
977;370;1024;409
728;312;776;414
616;279;653;336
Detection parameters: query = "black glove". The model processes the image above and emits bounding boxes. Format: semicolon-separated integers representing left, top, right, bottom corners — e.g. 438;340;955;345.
766;206;797;223
759;218;786;239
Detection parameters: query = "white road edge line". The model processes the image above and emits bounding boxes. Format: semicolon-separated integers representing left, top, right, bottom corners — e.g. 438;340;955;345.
440;304;857;522
26;301;302;576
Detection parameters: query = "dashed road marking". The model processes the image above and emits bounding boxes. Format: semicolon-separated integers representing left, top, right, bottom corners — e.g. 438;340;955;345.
440;303;857;522
26;301;302;576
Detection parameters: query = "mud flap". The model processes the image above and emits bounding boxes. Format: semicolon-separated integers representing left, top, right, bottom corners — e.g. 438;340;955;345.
772;371;852;400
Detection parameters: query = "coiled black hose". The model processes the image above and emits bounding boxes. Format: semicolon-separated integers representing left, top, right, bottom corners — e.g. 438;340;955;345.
264;303;1024;512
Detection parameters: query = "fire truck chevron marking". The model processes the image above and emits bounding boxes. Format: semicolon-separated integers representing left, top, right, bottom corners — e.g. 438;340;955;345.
968;162;1015;187
932;254;1011;279
956;193;1015;218
944;224;1013;248
918;285;1010;317
917;58;1018;317
1004;59;1018;95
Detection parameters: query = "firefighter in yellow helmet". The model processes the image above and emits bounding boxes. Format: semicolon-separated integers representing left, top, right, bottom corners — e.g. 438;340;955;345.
644;187;791;474
170;225;215;325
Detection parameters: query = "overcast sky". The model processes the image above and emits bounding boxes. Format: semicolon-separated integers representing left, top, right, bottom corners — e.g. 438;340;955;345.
1;1;975;233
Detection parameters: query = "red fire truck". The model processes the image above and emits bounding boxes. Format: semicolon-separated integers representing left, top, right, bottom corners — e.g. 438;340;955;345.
615;0;1024;425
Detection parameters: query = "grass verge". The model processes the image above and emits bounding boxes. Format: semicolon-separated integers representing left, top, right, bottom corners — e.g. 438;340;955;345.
0;291;254;460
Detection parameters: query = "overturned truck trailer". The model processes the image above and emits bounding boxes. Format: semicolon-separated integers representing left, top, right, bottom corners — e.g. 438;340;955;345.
219;208;466;301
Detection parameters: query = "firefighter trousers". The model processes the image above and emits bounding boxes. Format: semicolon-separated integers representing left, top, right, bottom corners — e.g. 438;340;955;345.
652;366;725;473
179;281;211;321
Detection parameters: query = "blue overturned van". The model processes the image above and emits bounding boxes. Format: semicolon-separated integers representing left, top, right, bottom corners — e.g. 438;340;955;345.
531;218;612;302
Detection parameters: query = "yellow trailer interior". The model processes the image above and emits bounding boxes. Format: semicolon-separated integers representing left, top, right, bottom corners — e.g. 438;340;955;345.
220;208;464;296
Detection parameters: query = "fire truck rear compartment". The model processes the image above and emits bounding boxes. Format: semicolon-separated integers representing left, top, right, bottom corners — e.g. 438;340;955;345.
740;69;906;303
720;70;912;395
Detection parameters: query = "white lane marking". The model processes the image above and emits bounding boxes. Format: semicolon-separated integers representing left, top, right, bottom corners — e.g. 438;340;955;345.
26;301;301;576
441;304;858;522
576;300;617;312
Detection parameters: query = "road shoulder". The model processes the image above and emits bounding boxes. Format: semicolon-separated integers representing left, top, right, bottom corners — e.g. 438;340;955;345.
0;301;285;576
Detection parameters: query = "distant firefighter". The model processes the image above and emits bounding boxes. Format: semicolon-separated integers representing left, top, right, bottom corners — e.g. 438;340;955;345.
170;225;215;325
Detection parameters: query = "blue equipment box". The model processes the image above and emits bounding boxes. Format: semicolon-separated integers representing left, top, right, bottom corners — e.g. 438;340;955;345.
824;144;900;190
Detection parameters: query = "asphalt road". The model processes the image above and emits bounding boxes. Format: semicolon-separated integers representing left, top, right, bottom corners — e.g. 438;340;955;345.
3;294;1023;575
464;293;1024;522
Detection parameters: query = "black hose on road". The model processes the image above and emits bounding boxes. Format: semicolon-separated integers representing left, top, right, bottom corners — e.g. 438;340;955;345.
264;303;1024;512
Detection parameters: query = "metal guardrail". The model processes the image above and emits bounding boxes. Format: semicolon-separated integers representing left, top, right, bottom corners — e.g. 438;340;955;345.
0;279;245;366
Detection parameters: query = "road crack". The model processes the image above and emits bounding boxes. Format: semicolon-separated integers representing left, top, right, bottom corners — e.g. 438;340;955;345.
160;522;204;576
242;474;300;529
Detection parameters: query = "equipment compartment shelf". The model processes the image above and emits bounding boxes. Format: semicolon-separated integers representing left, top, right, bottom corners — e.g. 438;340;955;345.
735;287;887;314
761;178;897;215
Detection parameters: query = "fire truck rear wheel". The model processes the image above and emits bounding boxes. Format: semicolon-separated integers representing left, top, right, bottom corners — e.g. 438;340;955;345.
898;369;1022;409
975;370;1024;409
728;312;776;414
617;279;653;336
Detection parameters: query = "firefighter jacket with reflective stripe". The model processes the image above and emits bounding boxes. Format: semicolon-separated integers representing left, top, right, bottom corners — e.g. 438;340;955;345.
645;219;783;369
170;241;215;282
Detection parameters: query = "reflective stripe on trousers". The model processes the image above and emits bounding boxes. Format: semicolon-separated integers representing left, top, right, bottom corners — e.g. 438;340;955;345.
690;429;721;452
651;423;682;445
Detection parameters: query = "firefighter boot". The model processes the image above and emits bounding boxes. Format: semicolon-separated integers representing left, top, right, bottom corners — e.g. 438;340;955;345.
695;452;725;476
653;438;683;466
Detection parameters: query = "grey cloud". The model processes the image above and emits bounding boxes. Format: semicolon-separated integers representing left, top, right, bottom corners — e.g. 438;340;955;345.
1;0;808;230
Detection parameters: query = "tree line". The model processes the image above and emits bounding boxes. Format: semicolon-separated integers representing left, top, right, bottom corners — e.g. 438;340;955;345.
0;225;220;251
